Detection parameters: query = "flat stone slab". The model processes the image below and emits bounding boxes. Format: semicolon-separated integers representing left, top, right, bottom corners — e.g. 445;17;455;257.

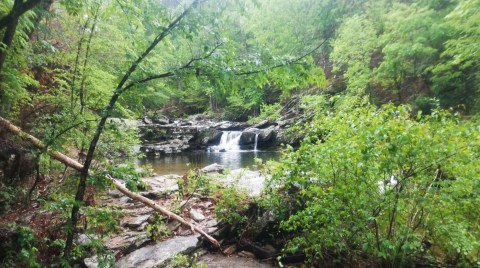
140;176;180;198
113;235;200;268
216;169;268;196
122;214;151;229
104;231;149;252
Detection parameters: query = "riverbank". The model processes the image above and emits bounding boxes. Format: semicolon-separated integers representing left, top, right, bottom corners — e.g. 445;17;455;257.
81;164;278;267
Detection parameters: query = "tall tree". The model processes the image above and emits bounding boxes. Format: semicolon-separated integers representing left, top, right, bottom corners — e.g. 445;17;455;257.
432;0;480;112
0;0;43;77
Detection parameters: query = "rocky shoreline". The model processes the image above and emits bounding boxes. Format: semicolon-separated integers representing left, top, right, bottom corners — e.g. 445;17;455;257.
82;164;276;268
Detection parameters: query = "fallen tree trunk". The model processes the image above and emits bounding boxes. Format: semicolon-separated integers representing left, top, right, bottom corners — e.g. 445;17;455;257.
0;116;220;247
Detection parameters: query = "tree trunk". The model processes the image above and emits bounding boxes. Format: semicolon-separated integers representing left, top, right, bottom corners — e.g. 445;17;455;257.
0;0;21;82
0;0;43;30
63;1;201;258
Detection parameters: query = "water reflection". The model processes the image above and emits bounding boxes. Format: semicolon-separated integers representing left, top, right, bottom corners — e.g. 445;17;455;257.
138;150;280;175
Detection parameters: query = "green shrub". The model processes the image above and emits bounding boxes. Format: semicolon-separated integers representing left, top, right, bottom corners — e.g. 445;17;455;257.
249;103;282;124
264;103;480;266
0;225;40;268
146;212;171;241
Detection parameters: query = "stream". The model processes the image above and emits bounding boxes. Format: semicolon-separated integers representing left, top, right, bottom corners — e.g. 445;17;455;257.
138;150;280;175
138;130;281;175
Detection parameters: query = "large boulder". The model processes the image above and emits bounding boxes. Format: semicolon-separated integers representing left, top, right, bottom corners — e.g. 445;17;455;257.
239;128;259;145
190;128;223;147
258;126;276;142
214;121;250;131
252;119;271;129
113;235;200;268
151;115;170;125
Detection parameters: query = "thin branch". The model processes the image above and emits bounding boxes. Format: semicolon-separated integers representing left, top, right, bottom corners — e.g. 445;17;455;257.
236;32;333;76
122;41;223;91
115;0;201;93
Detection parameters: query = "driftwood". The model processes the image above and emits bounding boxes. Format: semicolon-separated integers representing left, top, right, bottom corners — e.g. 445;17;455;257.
0;116;220;247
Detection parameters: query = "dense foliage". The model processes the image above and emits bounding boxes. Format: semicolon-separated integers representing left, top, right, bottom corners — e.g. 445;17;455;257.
0;0;479;266
265;97;480;266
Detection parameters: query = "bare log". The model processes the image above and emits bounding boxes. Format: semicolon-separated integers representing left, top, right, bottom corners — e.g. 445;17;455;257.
0;116;220;247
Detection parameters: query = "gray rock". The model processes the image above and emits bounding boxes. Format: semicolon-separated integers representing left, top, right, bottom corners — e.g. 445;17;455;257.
205;227;218;234
217;169;267;197
189;209;206;222
198;253;274;268
113;235;200;268
152;115;170;125
200;163;225;173
141;176;179;197
84;256;98;268
104;231;149;252
142;117;153;125
77;234;92;245
276;118;295;128
108;190;122;198
252;119;271;129
258;126;276;142
204;219;218;227
123;215;151;229
239;129;258;145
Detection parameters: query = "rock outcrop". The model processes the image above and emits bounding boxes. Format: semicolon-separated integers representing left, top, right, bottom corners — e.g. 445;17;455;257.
139;111;304;155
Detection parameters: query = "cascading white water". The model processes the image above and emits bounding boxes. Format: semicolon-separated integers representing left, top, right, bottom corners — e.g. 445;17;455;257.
215;131;242;151
253;133;259;151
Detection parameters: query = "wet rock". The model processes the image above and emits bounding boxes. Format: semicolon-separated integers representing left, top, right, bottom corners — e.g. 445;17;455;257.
218;169;267;196
190;128;223;147
198;253;274;268
190;209;206;222
108;190;122;198
114;235;200;268
77;234;94;245
123;215;151;229
200;163;225;174
258;126;276;142
140;176;180;198
84;256;98;268
142;117;153;125
215;121;249;131
152;115;170;125
239;129;258;145
204;219;218;227
252;119;271;129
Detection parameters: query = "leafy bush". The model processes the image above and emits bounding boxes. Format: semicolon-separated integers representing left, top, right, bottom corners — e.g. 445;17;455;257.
215;185;251;226
167;253;207;268
146;212;171;242
0;225;40;268
249;103;282;124
264;103;480;266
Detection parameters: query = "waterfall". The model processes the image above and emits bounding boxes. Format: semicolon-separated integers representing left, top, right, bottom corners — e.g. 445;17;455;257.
216;131;242;151
253;133;259;151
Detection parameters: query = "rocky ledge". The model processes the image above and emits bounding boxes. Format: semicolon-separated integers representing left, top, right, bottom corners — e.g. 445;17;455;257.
139;115;302;156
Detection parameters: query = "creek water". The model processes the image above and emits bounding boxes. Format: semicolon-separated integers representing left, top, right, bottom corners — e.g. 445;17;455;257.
138;150;280;175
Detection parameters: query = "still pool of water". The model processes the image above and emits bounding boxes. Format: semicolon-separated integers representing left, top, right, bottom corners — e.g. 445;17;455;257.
137;150;280;175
